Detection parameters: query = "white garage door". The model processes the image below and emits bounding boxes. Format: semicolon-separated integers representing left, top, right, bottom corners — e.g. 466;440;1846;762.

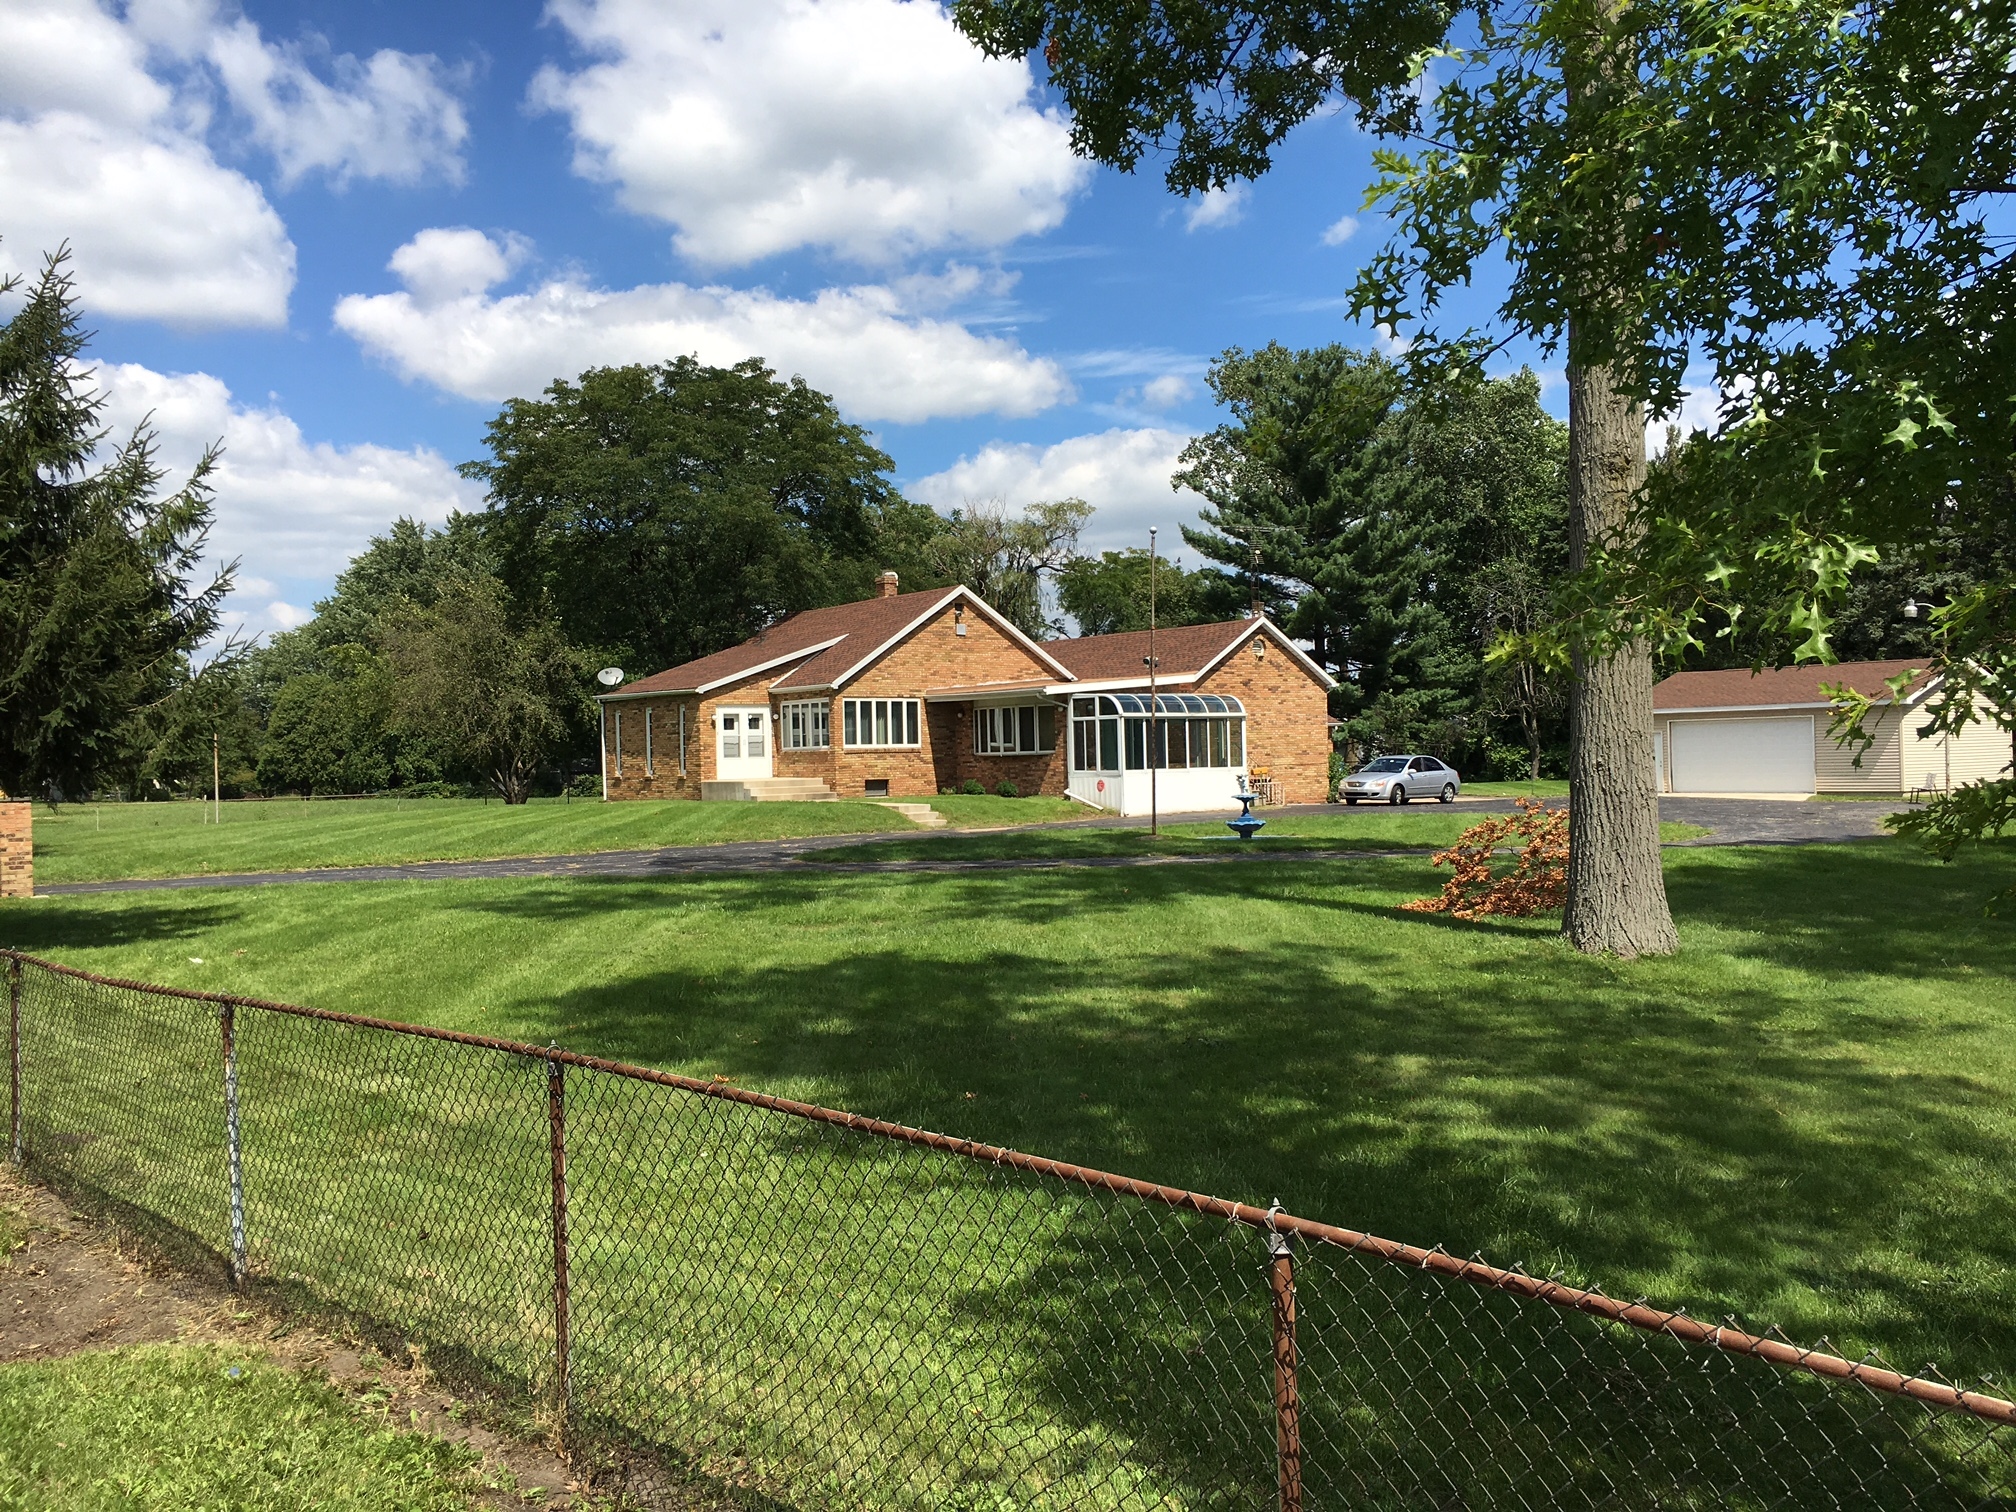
1669;716;1815;794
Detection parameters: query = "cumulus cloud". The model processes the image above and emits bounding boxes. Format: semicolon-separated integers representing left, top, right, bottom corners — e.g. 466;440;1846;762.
1138;374;1193;410
0;0;470;326
1320;214;1359;246
91;361;482;636
334;230;1073;423
530;0;1088;267
910;427;1206;551
200;15;469;187
387;226;531;305
0;112;293;326
1184;184;1249;232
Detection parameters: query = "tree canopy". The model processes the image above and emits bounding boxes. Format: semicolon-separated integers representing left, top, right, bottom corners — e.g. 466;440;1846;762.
459;357;919;671
0;250;232;802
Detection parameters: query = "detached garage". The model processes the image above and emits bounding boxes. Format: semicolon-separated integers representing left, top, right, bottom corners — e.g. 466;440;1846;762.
1653;660;2013;797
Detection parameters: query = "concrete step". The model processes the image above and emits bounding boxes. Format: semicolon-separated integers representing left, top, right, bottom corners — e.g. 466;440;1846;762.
700;779;838;802
875;801;949;828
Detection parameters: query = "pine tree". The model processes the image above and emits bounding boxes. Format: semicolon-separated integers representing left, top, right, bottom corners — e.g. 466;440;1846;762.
0;248;233;801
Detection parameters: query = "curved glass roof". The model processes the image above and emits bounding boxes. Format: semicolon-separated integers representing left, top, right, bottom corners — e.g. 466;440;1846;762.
1090;694;1244;715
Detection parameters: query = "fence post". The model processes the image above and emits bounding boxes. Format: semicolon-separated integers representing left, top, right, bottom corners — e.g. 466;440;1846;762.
1266;1204;1303;1512
219;1001;248;1288
547;1055;572;1440
8;955;22;1167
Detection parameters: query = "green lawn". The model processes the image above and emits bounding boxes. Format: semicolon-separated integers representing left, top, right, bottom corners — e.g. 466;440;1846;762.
814;812;1709;863
4;837;2010;1379
1460;779;1572;799
0;1345;483;1509
28;794;1080;886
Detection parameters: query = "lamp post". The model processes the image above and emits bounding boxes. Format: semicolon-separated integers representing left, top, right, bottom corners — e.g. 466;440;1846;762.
1146;527;1159;838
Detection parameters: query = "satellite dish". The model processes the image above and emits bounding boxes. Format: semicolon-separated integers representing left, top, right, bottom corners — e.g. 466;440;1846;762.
596;667;625;688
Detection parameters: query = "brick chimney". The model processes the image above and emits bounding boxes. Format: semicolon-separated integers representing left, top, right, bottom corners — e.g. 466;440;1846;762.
876;570;900;599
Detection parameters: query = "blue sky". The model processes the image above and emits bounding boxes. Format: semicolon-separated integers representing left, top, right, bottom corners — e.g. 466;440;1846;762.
2;0;1570;642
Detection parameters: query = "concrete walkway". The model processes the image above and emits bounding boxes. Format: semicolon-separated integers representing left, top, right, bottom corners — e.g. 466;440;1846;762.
35;796;1911;897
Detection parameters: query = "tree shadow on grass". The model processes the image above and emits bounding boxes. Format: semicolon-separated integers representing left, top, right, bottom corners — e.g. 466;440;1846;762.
0;899;241;953
450;849;2016;1388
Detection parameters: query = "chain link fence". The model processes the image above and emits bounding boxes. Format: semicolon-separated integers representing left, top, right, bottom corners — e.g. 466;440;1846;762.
6;947;2014;1510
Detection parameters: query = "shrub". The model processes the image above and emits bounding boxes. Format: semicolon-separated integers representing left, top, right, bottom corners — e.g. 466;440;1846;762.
961;779;987;796
1402;798;1568;919
995;780;1020;799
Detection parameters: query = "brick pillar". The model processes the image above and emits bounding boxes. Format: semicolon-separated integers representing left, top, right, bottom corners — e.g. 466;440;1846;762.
0;802;30;899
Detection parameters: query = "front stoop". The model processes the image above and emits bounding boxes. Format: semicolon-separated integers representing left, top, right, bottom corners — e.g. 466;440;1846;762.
874;802;949;829
700;779;839;802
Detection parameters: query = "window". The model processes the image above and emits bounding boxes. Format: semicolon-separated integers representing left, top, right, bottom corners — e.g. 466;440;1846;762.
746;711;766;758
720;712;739;758
782;701;831;751
974;704;1056;755
614;710;623;776
842;698;920;749
1072;692;1248;773
645;707;654;777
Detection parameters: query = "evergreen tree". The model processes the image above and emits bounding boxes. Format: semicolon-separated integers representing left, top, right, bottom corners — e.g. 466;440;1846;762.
0;249;232;802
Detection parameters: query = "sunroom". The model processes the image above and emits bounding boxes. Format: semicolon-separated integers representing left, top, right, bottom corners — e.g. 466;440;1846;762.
1065;693;1248;815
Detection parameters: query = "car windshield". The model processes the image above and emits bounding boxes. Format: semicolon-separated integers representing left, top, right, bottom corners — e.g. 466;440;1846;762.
1360;757;1409;773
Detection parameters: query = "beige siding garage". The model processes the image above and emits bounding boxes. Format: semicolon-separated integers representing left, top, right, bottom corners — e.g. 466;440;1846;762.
1653;661;2013;796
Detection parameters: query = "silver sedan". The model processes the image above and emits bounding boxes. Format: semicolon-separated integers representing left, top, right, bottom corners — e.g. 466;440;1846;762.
1338;755;1462;805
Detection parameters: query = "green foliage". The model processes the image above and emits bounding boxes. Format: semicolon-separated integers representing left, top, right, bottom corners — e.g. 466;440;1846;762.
962;779;987;796
459;357;914;670
995;780;1020;798
0;1344;481;1508
254;648;403;797
378;576;591;804
1055;548;1244;635
922;497;1090;637
1175;346;1568;764
0;249;232;802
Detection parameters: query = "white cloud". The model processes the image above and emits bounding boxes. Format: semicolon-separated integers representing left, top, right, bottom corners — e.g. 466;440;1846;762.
388;226;531;305
0;111;293;326
1139;374;1193;410
1320;214;1359;247
0;0;470;326
334;230;1073;424
91;362;483;636
1185;184;1249;232
530;0;1088;267
910;427;1205;551
200;15;469;187
1648;376;1728;456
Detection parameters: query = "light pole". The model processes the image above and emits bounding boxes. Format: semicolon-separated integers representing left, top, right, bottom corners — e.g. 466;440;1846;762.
1146;527;1159;837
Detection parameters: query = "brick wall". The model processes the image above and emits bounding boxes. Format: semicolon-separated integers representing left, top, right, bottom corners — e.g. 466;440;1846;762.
831;604;1055;797
602;696;704;799
0;801;30;899
1196;632;1334;804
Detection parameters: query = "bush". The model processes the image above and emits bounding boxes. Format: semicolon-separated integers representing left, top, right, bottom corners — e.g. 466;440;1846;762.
961;779;986;796
564;774;601;798
1402;798;1569;919
995;780;1020;799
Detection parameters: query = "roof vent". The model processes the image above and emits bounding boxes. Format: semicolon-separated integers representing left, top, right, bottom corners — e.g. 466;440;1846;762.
877;570;900;599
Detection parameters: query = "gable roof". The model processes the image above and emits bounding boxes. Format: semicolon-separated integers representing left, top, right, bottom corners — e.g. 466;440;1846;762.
1653;658;1935;712
1040;617;1337;689
599;585;1073;700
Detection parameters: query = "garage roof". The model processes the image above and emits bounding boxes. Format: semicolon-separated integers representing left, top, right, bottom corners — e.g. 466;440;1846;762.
1653;659;1934;711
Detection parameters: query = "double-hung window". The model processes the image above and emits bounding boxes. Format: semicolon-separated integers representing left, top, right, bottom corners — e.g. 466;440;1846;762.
781;700;831;751
974;704;1056;755
842;698;920;748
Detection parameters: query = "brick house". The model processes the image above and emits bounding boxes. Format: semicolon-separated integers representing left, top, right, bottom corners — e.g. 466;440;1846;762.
595;572;1336;812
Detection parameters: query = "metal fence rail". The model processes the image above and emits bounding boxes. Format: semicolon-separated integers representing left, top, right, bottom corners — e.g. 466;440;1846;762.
5;947;2013;1510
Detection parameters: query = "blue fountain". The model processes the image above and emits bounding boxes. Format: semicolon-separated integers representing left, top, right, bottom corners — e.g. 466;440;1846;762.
1226;787;1266;841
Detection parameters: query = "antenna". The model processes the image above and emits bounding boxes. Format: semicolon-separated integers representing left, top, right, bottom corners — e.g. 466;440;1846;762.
596;667;625;688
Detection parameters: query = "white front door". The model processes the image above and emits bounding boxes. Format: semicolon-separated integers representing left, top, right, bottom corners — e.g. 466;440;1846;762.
715;706;773;781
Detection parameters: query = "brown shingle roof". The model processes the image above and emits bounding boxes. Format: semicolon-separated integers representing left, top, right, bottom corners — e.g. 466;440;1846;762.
1039;620;1255;682
607;587;962;698
1653;658;1934;711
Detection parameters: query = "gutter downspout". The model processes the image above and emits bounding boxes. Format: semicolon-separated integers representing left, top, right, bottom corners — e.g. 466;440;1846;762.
599;703;608;801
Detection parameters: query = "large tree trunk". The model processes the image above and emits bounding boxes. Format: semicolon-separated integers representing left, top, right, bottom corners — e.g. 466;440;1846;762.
1561;357;1677;956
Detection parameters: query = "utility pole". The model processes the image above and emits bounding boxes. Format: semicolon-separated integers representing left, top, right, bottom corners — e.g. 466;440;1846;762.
1250;545;1261;619
1146;527;1159;838
212;730;221;824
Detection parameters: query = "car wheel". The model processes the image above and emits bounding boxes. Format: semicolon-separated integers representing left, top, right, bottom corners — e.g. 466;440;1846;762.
1439;783;1456;803
1389;785;1405;805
